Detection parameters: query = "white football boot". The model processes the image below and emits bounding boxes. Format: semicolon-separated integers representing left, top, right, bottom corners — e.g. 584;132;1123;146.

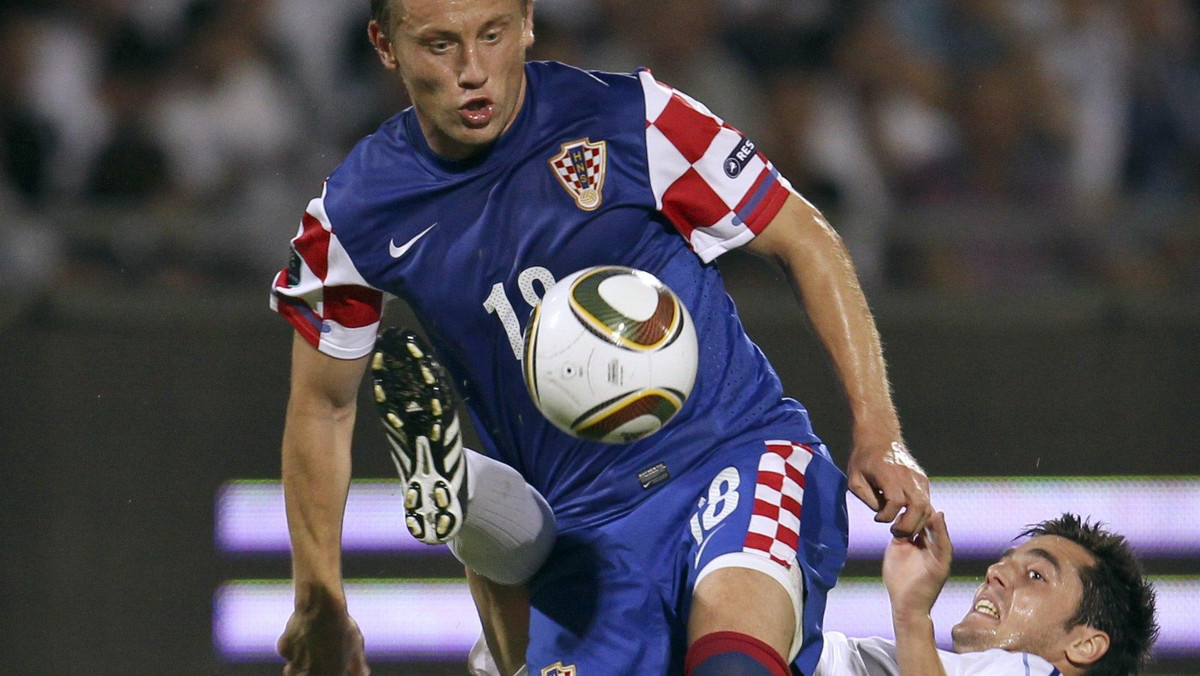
372;328;467;545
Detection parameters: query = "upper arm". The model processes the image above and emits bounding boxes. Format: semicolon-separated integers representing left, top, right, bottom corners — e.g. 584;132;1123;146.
743;192;843;270
288;331;371;412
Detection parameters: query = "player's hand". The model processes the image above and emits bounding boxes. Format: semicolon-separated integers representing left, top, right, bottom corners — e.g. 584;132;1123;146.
847;440;932;538
278;601;370;676
882;511;952;618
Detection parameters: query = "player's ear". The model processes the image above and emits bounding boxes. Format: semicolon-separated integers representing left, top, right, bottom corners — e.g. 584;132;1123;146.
368;20;400;71
1065;626;1110;668
520;0;535;48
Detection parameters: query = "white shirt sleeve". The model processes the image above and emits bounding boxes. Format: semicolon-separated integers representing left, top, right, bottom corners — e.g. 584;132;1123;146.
268;188;384;359
638;70;795;263
816;632;1062;676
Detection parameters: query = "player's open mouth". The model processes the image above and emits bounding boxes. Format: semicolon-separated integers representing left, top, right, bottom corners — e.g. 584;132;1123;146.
460;98;495;128
973;597;1000;620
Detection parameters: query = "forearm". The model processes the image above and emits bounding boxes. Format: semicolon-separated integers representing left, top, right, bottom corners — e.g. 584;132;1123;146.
761;196;899;441
280;334;369;606
892;612;948;676
883;513;953;676
282;394;358;601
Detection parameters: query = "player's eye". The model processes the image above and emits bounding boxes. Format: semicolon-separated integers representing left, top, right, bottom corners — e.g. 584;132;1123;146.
1027;569;1044;581
482;30;500;43
429;40;453;53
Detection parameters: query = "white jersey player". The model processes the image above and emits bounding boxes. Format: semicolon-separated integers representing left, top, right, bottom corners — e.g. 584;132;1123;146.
468;512;1157;676
824;512;1156;676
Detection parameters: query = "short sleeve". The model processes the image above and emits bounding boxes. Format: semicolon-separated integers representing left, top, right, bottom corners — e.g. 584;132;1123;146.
269;187;383;359
638;70;794;263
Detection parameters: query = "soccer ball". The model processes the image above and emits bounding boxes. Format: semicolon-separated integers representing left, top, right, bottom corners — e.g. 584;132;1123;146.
522;265;699;444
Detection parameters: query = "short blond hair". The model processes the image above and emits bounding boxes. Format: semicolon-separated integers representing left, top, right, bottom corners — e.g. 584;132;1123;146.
369;0;531;35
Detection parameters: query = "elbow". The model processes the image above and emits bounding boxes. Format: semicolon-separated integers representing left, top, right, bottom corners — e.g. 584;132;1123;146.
286;386;359;424
750;193;847;270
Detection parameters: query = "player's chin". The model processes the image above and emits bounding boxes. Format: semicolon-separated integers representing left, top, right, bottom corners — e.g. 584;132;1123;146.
458;120;505;141
441;122;497;150
950;619;997;653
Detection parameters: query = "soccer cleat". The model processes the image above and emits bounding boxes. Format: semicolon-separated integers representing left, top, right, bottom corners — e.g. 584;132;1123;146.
372;328;467;545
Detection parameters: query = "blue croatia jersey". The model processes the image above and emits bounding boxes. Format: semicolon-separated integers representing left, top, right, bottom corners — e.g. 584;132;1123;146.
271;60;821;532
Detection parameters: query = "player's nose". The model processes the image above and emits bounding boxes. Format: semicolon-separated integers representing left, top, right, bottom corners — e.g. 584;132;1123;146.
458;44;487;88
984;560;1011;589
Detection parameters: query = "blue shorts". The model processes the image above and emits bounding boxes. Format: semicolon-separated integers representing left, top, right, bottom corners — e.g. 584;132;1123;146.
526;435;849;676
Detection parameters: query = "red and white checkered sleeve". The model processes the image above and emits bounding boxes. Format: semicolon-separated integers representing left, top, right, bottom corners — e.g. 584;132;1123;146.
269;187;383;360
638;71;795;263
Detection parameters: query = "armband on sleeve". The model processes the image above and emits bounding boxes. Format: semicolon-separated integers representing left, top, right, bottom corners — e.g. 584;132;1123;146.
639;70;794;263
270;192;383;359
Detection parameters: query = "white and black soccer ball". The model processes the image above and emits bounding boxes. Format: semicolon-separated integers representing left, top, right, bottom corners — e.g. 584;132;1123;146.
522;265;699;444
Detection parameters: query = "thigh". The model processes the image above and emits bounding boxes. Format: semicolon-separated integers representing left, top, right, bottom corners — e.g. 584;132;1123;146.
689;565;797;658
682;439;849;674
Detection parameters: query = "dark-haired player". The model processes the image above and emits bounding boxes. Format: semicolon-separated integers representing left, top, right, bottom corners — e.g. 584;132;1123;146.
270;0;931;674
818;512;1159;676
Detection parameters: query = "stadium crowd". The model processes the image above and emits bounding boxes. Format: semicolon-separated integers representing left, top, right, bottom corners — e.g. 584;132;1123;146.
1;0;1197;295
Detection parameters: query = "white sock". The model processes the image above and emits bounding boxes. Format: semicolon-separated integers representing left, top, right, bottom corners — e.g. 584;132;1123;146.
449;449;556;585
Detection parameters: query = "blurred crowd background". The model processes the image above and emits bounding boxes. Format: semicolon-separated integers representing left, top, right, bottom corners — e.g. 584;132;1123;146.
1;0;1198;299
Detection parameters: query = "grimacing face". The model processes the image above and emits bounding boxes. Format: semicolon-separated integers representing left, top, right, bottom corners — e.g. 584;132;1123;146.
953;535;1106;666
369;0;534;160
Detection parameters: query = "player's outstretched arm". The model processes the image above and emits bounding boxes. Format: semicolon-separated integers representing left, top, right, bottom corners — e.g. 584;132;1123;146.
745;192;932;537
883;512;953;676
278;332;371;676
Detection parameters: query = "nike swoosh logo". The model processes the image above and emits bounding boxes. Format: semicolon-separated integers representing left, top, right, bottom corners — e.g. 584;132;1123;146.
389;223;438;259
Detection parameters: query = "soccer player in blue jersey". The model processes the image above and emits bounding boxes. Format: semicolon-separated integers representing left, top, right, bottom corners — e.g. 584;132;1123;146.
270;0;932;674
